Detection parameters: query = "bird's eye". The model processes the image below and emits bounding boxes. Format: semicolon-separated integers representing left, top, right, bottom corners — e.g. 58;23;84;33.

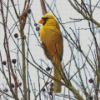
42;17;48;25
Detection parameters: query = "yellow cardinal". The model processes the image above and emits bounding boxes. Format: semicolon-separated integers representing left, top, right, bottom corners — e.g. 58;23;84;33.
38;14;63;93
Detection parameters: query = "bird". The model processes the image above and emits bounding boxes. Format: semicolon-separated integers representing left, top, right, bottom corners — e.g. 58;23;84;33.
38;14;63;93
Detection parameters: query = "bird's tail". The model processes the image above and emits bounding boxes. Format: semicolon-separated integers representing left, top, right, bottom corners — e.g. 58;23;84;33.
53;63;62;93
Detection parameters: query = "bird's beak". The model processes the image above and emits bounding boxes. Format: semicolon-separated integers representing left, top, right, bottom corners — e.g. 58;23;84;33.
38;19;44;24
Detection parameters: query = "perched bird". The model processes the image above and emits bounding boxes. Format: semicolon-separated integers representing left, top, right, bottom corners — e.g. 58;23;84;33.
38;14;63;93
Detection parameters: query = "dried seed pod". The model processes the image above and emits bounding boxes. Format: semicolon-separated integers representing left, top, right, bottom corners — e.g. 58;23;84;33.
49;91;52;95
22;35;26;39
42;88;45;92
27;9;31;13
12;59;16;64
23;12;27;17
36;27;40;31
89;78;93;83
2;61;6;65
14;33;18;38
10;83;14;88
18;82;22;86
46;67;51;71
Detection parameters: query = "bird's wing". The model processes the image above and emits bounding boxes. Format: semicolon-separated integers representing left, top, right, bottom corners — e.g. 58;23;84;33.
55;34;63;62
50;27;63;61
41;42;53;60
50;27;63;62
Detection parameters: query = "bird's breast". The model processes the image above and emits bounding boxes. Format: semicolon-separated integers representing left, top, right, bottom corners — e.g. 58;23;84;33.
40;26;60;46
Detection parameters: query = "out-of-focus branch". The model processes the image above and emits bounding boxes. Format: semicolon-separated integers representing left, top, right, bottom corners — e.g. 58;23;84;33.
1;0;18;99
0;52;16;99
19;1;30;99
0;89;14;99
22;0;30;13
40;0;47;15
68;0;100;27
5;0;9;23
11;0;19;18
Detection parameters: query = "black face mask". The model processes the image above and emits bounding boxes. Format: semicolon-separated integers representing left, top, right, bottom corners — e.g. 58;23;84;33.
42;17;48;25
